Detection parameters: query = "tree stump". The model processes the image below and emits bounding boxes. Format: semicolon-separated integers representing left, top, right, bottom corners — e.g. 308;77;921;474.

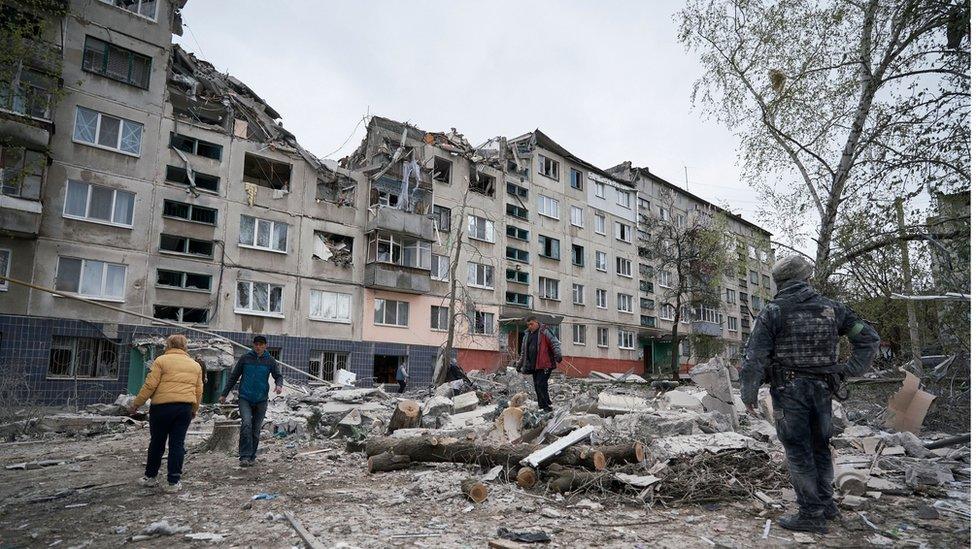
515;466;537;489
461;477;489;503
387;400;422;434
367;452;412;474
596;442;645;466
200;420;239;453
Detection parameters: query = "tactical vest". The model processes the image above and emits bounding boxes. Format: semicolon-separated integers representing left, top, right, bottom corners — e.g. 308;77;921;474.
771;297;840;372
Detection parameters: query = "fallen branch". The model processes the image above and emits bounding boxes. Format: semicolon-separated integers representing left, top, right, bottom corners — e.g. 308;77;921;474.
284;511;327;549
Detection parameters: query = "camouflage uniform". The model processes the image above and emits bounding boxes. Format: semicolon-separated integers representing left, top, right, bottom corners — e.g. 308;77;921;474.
741;261;879;533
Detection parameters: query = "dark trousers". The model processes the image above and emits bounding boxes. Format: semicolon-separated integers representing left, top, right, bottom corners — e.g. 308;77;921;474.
145;402;193;484
397;380;406;393
772;377;834;517
238;399;268;462
532;368;553;410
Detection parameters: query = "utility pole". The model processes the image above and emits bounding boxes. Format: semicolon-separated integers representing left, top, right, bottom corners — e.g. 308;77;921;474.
895;197;923;374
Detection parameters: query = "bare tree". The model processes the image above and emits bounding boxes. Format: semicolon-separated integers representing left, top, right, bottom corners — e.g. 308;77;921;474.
640;190;732;380
678;0;970;286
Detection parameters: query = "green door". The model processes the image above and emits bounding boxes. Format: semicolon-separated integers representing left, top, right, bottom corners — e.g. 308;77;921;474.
651;341;673;374
127;347;157;395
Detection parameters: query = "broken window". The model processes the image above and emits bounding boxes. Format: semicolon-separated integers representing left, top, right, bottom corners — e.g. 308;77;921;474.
538;155;560;180
156;269;212;291
506;203;528;220
506;182;528;199
538;235;560;260
55;257;126;300
153;305;208;324
506;291;531;308
47;336;120;379
570;168;583;190
430;254;450;281
432;157;452;184
236;280;284;316
506;225;528;241
468;310;495;336
82;35;151;89
0;65;53;119
159;234;214;257
242;152;291;190
170;133;222;160
538;277;559;300
373;354;405;384
163;200;217;225
572;244;584;267
432;205;451;232
367;233;431;270
506;268;529;285
315;175;356;206
99;0;157;19
469;167;495;197
1;146;45;198
506;246;529;263
165;165;220;193
312;231;353;267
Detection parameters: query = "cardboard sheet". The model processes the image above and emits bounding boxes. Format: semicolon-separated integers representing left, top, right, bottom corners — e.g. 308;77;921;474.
884;372;936;434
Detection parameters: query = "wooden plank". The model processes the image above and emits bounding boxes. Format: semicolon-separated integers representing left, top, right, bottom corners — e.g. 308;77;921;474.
284;511;327;549
520;425;595;467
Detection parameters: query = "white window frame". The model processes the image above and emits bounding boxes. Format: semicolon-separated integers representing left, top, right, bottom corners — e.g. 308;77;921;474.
570;206;584;227
538;194;560;220
616;257;633;278
595;251;608;272
431;305;449;331
727;316;739;331
239;215;288;253
55;256;127;302
98;0;158;21
617;293;634;313
614;221;633;243
618;330;636;350
467;262;495;290
62;179;135;228
594;213;606;234
309;289;352;323
469;310;495;335
573;324;586;345
595;182;606;199
430;254;450;281
72;106;143;156
597;327;609;348
467;215;495;243
539;277;559;300
726;288;736;303
596;288;608;309
0;248;10;291
572;283;584;305
538;155;560;180
658;270;673;289
659;303;675;321
616;188;632;209
374;298;409;327
235;280;284;317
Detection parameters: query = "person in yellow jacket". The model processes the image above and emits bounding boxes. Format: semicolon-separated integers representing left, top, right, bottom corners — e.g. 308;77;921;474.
128;334;203;493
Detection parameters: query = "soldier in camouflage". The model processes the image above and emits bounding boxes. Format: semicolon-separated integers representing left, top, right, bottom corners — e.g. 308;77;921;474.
741;255;880;534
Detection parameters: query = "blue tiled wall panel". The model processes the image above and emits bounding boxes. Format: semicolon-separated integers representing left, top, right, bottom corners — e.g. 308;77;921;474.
0;314;440;406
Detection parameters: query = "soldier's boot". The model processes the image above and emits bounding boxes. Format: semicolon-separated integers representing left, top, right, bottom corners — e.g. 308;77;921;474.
778;513;828;534
823;502;841;521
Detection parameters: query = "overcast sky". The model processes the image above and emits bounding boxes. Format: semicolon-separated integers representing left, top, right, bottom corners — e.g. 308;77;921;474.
174;1;768;233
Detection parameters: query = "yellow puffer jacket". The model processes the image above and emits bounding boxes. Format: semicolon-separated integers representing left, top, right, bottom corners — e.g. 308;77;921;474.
132;348;203;413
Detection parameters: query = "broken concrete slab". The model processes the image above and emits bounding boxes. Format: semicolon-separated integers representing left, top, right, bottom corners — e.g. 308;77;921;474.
661;390;705;413
690;357;739;427
906;462;954;488
452;391;480;414
597;410;698;446
596;392;652;416
647;432;763;462
422;396;453;417
440;406;498;430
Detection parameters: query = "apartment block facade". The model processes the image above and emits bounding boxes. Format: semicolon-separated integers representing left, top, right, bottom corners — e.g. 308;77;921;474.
0;0;773;405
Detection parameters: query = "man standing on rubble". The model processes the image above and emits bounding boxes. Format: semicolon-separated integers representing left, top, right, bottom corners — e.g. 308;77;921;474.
519;316;562;413
219;336;283;467
741;255;880;534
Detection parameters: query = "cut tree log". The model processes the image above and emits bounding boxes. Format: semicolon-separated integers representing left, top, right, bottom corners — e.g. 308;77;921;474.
545;464;615;494
520;425;595;467
200;420;239;453
366;452;412;473
596;442;645;466
387;400;422;434
364;435;604;471
461;477;489;503
515;466;538;489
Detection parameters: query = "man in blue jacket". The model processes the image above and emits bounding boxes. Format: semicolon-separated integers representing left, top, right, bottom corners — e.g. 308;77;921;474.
219;336;283;467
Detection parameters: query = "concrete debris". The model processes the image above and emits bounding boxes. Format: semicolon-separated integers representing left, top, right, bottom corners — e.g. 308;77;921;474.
689;357;739;427
452;391;480;414
421;396;453;417
662;390;705;413
140;520;190;537
648;432;762;462
596;392;652;416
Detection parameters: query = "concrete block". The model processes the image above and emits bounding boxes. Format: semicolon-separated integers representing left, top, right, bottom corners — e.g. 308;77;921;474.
452;391;480;413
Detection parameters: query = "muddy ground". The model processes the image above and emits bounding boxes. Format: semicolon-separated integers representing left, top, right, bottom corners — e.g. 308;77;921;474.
0;422;969;548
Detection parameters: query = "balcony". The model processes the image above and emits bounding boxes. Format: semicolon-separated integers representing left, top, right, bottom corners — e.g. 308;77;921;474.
0;194;42;236
641;315;657;328
364;263;430;294
366;204;435;241
691;321;722;337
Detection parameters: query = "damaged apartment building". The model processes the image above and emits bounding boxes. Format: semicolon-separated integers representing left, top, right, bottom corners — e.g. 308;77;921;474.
0;0;774;406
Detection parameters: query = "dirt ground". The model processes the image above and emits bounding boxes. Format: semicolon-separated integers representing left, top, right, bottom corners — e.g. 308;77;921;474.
0;422;969;548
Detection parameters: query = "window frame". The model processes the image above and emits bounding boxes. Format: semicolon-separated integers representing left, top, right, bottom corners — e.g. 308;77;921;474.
235;280;285;318
430;253;450;281
0;248;10;291
597;327;609;348
617;292;634;313
594;213;607;235
72;106;143;157
572;283;585;305
537;194;560;220
506;224;529;241
595;250;608;272
155;268;212;293
374;298;410;327
569;168;583;190
537;155;560;181
614;221;633;243
616;188;632;209
161;199;218;226
506;203;529;220
159;234;214;258
618;330;636;350
572;323;586;345
55;256;127;302
506;268;529;285
506;246;529;264
468;310;495;336
538;276;559;301
169;133;223;161
239;215;289;254
81;35;152;89
309;289;352;324
98;0;158;21
46;335;120;380
616;257;633;278
62;179;135;228
538;235;560;260
432;204;451;232
467;262;495;290
570;205;584;228
596;288;608;309
430;305;449;331
571;244;585;267
432;156;452;184
594;182;606;199
467;215;495;243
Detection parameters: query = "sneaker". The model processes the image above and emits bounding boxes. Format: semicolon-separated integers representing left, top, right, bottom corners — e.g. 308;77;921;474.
162;481;182;493
138;476;158;488
778;513;828;534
